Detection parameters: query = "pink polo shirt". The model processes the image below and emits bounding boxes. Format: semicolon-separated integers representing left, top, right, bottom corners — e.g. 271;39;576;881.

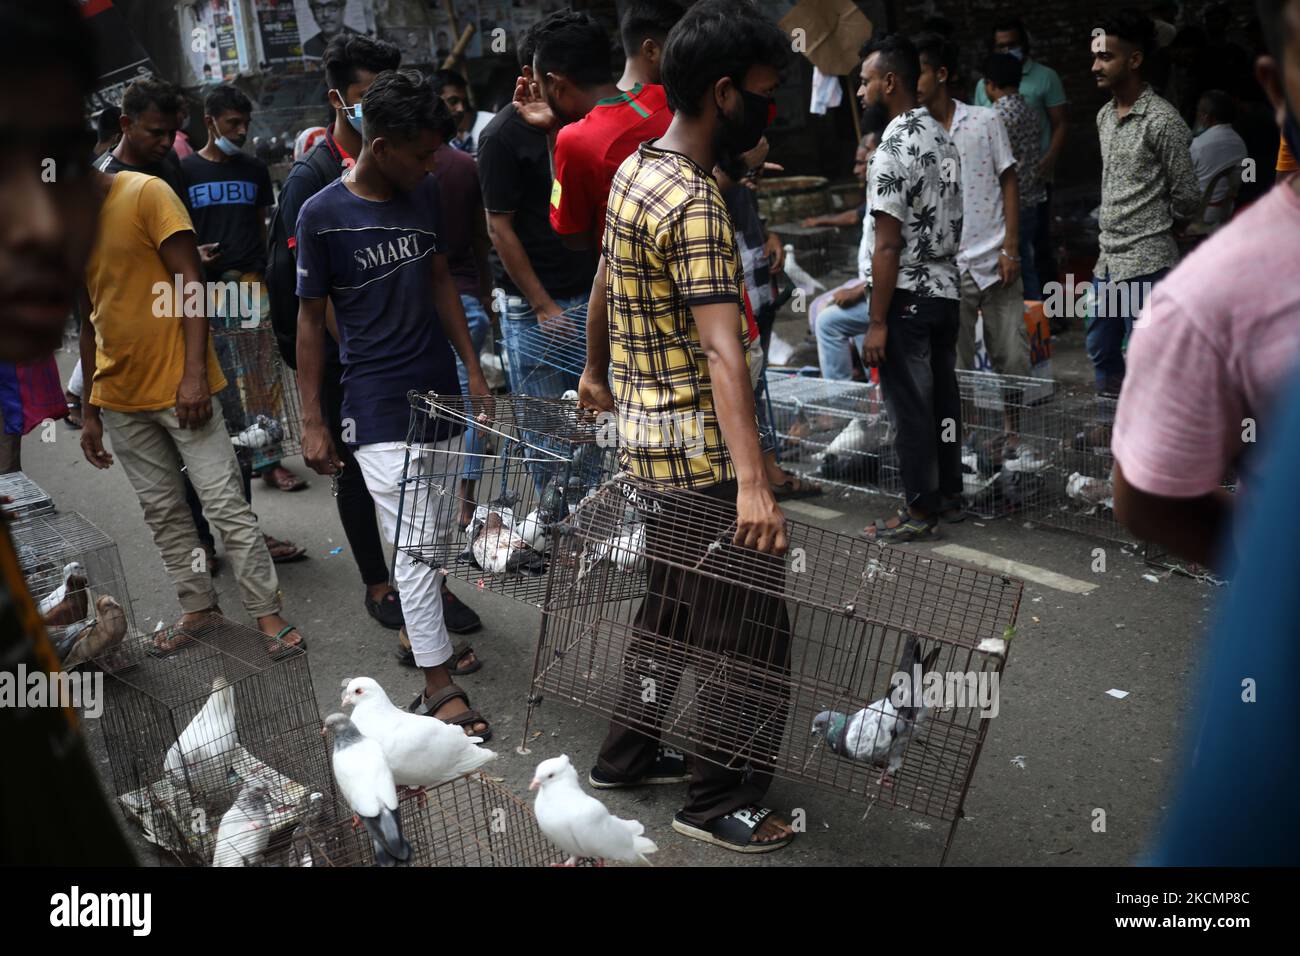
1113;178;1300;497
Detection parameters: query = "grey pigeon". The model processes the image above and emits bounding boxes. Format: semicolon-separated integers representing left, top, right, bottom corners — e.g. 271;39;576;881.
212;776;272;866
289;791;326;867
811;637;942;786
324;712;412;866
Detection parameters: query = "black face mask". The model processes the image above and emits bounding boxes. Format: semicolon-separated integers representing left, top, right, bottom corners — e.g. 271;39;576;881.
717;88;775;167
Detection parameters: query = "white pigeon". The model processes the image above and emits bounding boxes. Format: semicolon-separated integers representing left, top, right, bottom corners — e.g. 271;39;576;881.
471;511;546;574
165;675;238;790
818;418;871;458
783;244;826;295
513;508;549;552
589;522;645;573
37;561;87;616
341;677;496;790
212;777;272;866
324;713;412;867
811;638;941;786
1066;471;1114;510
531;755;657;866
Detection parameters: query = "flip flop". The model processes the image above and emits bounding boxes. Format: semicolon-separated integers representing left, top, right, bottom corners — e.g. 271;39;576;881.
265;535;308;563
671;805;795;854
267;624;306;660
147;607;222;658
771;475;824;500
864;512;939;542
262;467;309;492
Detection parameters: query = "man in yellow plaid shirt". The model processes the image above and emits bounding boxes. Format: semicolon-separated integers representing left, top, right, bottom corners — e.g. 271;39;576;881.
577;0;798;856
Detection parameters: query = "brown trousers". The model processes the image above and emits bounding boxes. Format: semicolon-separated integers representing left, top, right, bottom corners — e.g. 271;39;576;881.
596;479;792;826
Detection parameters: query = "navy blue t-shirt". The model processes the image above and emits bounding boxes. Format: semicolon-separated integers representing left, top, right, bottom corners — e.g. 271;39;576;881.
294;175;460;445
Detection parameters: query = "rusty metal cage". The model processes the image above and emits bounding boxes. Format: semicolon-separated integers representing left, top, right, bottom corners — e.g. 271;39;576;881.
210;323;303;472
0;470;55;518
395;392;629;607
527;474;1021;860
94;615;330;865
305;773;564;867
11;509;140;674
957;370;1060;520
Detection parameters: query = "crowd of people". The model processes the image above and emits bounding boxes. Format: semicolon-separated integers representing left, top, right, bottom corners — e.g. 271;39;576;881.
2;0;1299;862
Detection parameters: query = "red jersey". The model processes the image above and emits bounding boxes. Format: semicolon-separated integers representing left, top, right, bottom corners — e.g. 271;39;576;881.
549;83;671;245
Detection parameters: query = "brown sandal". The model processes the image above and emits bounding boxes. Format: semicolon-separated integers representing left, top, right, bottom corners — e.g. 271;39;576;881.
396;630;479;675
149;606;222;657
408;683;492;741
262;466;309;492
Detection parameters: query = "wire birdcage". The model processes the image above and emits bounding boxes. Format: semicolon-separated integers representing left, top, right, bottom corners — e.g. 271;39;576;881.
10;509;140;673
957;370;1060;520
395;391;630;607
0;470;55;518
305;773;565;867
527;473;1021;861
771;222;837;277
96;614;331;865
210;323;303;472
1029;391;1135;544
505;303;589;390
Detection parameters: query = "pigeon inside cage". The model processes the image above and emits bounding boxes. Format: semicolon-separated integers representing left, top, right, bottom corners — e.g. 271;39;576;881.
98;615;332;865
10;510;137;673
305;774;564;867
530;475;1020;854
209;324;303;471
395;392;629;605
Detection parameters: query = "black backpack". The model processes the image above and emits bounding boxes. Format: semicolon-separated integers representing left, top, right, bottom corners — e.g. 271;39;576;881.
266;141;342;368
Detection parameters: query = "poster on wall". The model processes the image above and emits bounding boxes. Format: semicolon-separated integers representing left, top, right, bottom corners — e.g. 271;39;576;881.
213;1;243;80
295;0;376;62
79;0;157;111
431;1;483;62
256;0;306;68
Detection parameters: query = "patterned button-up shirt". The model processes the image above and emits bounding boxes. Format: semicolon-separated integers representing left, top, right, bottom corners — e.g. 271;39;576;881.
860;107;963;300
946;100;1017;290
1096;85;1201;282
603;142;752;489
993;92;1045;208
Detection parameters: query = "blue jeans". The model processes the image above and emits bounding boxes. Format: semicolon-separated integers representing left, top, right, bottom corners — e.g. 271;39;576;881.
1085;269;1169;394
499;291;587;398
815;297;871;381
1018;207;1041;301
455;294;491;481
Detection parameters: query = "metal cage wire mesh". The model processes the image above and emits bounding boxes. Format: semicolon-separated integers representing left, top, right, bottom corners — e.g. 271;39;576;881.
11;509;141;672
505;304;589;390
396;391;628;607
306;774;565;867
96;615;330;865
529;474;1021;853
210;324;303;471
0;470;55;518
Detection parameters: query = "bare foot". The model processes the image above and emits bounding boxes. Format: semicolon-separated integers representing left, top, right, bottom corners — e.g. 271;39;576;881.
753;813;795;844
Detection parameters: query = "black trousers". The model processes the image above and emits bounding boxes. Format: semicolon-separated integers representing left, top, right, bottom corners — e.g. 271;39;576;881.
321;358;390;587
877;289;963;514
596;480;792;826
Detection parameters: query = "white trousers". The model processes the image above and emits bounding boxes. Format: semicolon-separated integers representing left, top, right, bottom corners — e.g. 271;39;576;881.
354;439;457;669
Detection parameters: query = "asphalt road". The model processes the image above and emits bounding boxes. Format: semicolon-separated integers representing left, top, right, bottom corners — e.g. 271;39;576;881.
27;334;1221;867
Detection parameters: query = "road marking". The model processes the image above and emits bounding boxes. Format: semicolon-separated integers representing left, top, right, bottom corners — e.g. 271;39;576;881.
932;544;1098;594
781;500;844;520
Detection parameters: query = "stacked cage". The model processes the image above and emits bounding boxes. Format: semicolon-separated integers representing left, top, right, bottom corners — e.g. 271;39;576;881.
305;773;565;867
11;510;139;674
396;391;630;607
210;323;302;472
0;470;55;518
97;615;328;865
529;474;1022;860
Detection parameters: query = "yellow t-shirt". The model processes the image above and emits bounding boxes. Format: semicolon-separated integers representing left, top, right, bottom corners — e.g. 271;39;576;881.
86;171;226;412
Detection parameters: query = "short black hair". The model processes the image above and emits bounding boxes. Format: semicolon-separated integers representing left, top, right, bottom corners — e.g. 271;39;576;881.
432;68;468;93
1198;88;1237;123
1102;8;1157;60
991;15;1030;53
1256;0;1293;63
913;31;958;81
861;33;921;95
361;69;450;144
517;23;539;70
0;0;97;97
204;84;252;119
661;0;789;117
533;11;611;88
121;77;182;119
982;52;1023;90
323;33;401;94
620;0;687;56
95;106;122;142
